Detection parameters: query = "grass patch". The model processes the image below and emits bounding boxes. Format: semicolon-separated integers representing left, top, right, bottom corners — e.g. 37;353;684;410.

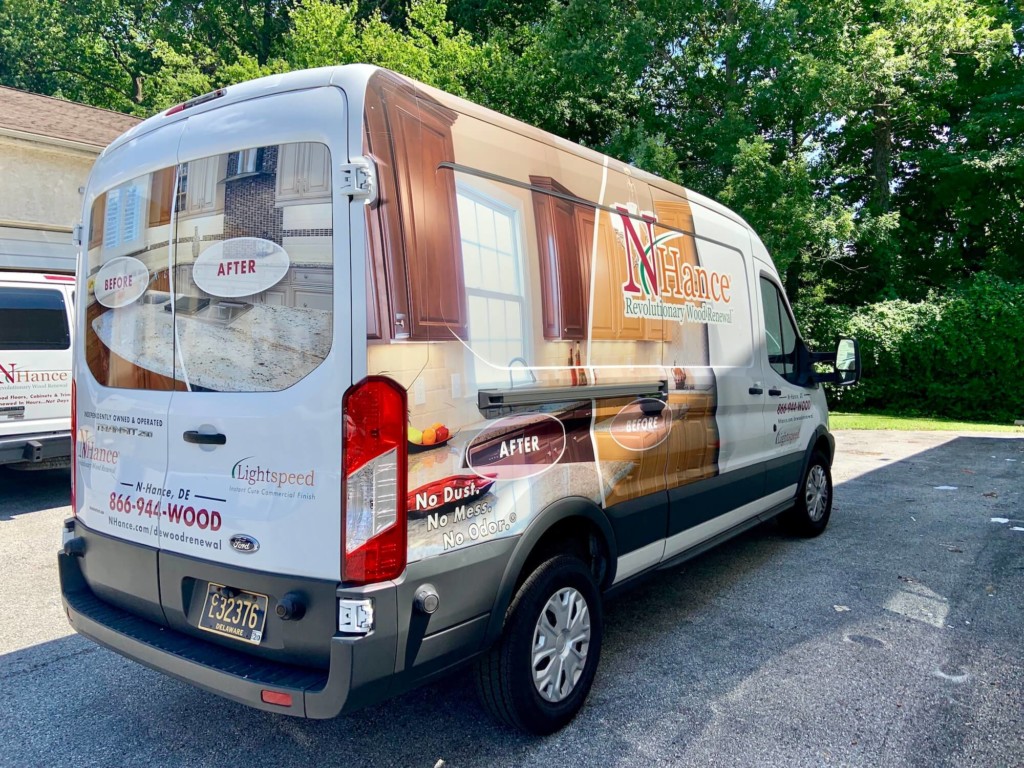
830;412;1024;433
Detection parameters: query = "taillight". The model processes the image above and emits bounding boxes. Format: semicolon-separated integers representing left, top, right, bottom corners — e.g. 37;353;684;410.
164;88;226;116
341;376;407;584
70;379;77;516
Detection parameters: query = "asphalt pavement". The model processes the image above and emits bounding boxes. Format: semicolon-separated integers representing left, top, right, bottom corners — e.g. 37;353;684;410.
1;430;1021;767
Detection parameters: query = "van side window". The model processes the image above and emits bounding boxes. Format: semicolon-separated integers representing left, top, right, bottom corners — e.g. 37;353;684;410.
759;277;798;382
0;287;70;350
457;186;528;386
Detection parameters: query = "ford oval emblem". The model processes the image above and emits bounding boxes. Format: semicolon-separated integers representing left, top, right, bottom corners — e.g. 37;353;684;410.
229;534;259;554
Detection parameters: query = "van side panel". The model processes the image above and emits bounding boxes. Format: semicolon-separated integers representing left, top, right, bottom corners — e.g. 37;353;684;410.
359;71;783;603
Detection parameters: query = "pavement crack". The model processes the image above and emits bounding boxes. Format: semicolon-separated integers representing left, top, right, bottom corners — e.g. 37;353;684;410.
3;645;101;680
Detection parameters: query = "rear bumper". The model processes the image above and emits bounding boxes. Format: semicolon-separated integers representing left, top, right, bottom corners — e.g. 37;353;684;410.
0;430;71;466
59;525;399;719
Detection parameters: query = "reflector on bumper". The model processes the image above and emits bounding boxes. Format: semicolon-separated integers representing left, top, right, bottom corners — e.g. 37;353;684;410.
338;598;374;635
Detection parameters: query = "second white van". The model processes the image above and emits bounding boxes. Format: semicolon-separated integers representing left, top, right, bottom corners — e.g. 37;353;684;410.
0;269;75;469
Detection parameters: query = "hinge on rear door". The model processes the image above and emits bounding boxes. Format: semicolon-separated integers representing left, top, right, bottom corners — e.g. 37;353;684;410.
338;157;376;204
71;223;83;247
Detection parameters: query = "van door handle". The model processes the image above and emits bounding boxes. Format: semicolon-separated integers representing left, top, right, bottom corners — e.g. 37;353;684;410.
748;386;763;395
183;430;226;445
768;388;783;396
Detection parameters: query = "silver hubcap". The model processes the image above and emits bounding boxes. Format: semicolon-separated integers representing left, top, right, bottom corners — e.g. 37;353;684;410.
805;464;829;522
532;587;591;703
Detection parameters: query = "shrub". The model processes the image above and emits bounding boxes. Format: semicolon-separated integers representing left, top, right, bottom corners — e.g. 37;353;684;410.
795;275;1024;423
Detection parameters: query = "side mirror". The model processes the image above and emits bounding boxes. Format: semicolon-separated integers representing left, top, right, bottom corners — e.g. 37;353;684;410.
813;337;861;386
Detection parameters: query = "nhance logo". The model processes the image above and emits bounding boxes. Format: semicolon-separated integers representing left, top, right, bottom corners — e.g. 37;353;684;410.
0;362;70;385
613;205;735;326
77;429;119;467
231;457;315;488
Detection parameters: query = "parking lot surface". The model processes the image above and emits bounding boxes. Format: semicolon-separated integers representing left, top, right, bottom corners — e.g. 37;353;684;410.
1;430;1022;767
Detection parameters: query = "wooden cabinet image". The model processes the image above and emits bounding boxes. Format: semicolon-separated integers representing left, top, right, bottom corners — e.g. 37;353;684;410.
590;211;667;342
664;392;718;486
148;167;175;227
592;397;669;507
364;71;466;340
530;176;590;341
653;197;711;365
531;180;667;343
179;155;224;217
275;142;332;205
591;215;644;341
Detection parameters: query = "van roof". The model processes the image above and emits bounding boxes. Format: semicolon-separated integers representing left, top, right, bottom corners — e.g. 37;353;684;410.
0;270;76;285
107;64;752;233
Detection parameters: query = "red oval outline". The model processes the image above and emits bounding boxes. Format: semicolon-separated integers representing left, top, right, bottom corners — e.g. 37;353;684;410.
466;413;567;482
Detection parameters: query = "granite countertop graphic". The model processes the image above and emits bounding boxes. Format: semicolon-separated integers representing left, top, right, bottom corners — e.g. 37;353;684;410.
92;297;331;391
406;429;633;560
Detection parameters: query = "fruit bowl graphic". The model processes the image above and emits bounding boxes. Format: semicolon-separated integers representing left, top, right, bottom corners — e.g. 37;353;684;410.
408;423;454;452
408;436;452;453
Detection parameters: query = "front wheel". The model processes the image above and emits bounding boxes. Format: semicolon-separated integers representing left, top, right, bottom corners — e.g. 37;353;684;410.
781;450;833;537
475;554;603;734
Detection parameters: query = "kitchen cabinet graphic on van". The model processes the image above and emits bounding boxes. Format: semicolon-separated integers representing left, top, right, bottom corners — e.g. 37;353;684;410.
360;70;726;561
65;66;860;734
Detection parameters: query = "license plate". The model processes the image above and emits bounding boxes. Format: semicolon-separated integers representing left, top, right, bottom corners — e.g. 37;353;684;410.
197;583;268;645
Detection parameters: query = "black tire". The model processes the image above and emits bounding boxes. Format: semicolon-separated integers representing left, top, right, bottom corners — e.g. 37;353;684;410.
475;554;603;735
781;450;833;537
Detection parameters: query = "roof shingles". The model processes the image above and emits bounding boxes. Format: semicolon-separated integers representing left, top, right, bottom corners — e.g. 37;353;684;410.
0;86;141;149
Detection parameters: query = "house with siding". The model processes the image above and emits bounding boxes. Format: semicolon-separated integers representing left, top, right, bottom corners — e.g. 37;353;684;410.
0;86;140;273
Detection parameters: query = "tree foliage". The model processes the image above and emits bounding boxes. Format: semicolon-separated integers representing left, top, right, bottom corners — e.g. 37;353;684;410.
1;0;1021;418
798;274;1024;422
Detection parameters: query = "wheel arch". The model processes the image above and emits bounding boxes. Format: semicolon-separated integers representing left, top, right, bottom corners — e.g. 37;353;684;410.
804;424;835;474
483;496;616;648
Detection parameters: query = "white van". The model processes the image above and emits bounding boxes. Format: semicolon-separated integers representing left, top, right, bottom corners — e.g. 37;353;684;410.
0;270;75;469
61;65;860;734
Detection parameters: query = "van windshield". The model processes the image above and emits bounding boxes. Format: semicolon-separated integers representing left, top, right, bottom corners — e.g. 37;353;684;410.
84;142;334;392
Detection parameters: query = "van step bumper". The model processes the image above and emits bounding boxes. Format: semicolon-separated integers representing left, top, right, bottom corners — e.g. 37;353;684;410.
0;431;70;466
59;548;396;719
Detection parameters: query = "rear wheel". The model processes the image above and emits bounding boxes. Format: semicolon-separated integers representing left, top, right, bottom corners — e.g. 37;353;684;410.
781;450;833;537
475;554;603;734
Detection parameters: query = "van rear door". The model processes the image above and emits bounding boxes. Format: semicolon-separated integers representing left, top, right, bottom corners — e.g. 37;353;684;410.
76;121;187;553
158;87;349;581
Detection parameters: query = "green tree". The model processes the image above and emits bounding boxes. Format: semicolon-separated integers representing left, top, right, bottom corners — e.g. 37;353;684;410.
720;137;854;301
0;0;217;113
821;0;1014;300
279;0;482;94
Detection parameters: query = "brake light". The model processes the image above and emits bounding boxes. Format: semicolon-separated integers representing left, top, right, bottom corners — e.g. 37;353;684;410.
165;88;226;116
341;377;407;584
70;379;77;516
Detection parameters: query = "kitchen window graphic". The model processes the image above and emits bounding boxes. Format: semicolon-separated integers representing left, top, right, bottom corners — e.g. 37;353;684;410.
457;187;529;387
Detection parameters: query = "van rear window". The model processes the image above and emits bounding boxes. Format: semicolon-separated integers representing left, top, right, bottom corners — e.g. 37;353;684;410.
84;142;334;392
0;287;70;350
